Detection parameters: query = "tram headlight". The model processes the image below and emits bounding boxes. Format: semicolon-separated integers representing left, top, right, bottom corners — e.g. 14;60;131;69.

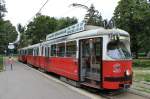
125;70;130;76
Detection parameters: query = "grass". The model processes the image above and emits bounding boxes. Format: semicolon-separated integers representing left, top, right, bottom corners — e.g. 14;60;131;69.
133;59;150;82
134;87;150;93
0;55;3;71
134;70;150;82
133;59;150;69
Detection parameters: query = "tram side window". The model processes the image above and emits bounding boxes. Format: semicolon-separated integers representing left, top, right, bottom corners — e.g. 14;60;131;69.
51;44;56;56
21;50;25;55
20;50;22;55
28;49;33;55
26;50;28;55
66;41;76;57
18;50;20;55
37;48;39;56
24;50;26;55
22;50;24;55
34;48;39;56
57;43;65;57
94;38;102;57
21;50;23;55
41;46;44;56
45;47;49;57
82;40;90;57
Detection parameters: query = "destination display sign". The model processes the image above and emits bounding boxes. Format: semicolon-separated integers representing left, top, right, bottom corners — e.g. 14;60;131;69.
46;21;86;40
8;43;15;49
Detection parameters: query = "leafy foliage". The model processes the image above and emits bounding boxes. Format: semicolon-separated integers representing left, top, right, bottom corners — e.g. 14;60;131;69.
0;20;17;54
19;15;77;47
0;55;3;71
85;4;103;26
133;59;150;68
25;16;58;44
0;0;17;54
113;0;150;58
17;23;25;33
57;17;77;30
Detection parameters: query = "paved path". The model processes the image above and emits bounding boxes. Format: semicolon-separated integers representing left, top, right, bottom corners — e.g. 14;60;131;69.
0;58;149;99
0;58;92;99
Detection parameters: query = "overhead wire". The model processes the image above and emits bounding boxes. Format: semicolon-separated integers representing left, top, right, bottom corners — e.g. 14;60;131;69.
26;0;91;26
26;0;50;26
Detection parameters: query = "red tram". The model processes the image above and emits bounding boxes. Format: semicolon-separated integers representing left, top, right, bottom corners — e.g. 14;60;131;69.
18;21;132;90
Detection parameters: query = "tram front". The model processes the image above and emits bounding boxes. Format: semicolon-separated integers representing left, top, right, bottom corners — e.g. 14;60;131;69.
102;30;132;90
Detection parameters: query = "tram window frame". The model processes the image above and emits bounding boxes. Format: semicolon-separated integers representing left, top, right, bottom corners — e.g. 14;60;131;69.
66;41;76;58
48;46;51;57
41;46;44;56
37;48;39;56
51;44;57;57
57;43;65;57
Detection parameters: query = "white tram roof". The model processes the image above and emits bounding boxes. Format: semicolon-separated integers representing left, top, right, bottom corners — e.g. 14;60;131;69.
68;27;129;40
44;27;129;45
19;43;40;50
19;21;129;50
46;21;129;41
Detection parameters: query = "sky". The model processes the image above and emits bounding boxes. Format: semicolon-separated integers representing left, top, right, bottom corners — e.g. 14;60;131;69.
4;0;120;27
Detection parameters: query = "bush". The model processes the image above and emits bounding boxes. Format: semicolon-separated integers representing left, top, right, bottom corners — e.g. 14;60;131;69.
0;56;3;71
133;59;150;68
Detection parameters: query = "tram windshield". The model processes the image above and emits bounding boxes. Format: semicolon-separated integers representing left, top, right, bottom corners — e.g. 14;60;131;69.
107;40;131;59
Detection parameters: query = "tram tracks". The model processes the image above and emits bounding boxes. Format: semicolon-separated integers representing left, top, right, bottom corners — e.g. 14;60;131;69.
98;90;150;99
81;85;150;99
128;81;150;98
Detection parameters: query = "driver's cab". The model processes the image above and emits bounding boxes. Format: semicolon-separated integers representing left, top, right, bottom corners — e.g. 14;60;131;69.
102;32;132;89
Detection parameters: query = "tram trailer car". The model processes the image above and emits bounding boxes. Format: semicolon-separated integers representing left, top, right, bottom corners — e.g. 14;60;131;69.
18;22;132;90
18;48;28;63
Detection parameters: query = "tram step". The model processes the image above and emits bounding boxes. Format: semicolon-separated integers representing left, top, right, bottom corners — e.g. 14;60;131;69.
81;82;100;89
60;76;80;87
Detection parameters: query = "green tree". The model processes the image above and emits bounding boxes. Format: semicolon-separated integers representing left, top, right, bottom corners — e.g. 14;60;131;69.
23;15;78;47
57;17;77;30
25;15;58;45
17;23;25;33
0;0;17;54
85;4;103;26
113;0;150;58
17;23;26;48
0;20;17;54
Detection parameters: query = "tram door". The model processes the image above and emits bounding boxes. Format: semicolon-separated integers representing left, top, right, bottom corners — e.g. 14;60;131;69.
80;38;102;82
